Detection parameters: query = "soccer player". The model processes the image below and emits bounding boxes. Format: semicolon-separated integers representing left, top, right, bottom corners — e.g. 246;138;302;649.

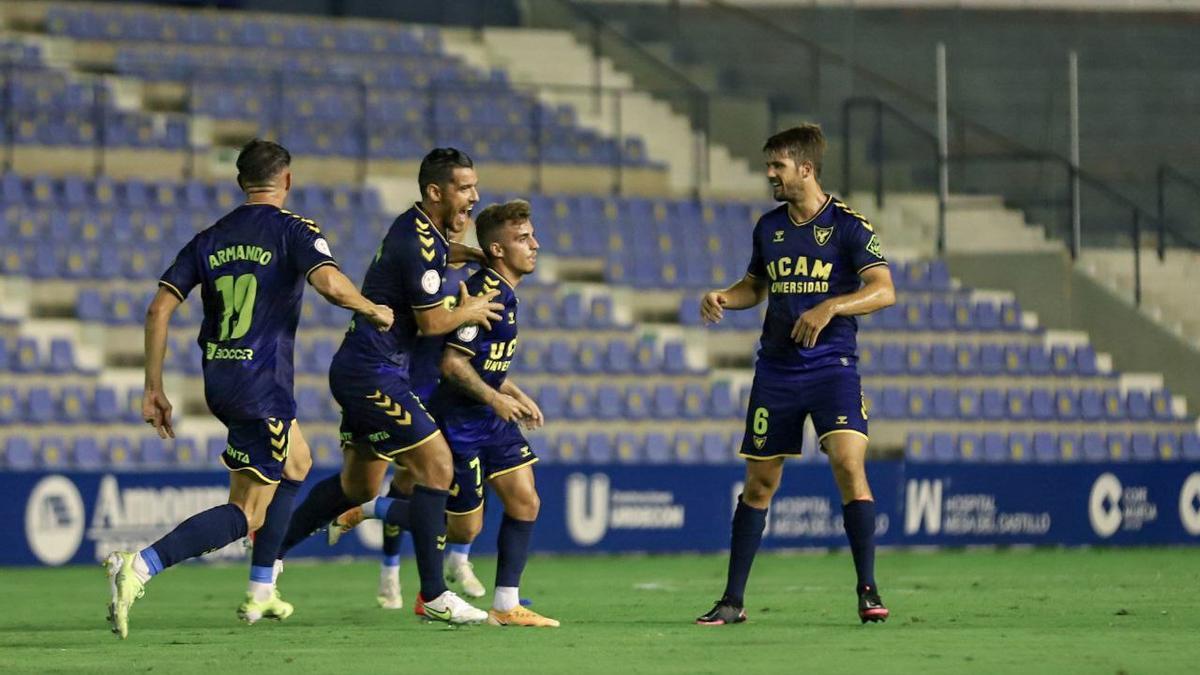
339;199;557;627
694;125;896;626
373;220;482;610
274;148;502;624
104;139;394;639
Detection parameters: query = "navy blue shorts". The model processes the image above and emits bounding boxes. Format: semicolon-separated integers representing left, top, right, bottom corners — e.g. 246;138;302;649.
441;412;537;515
739;362;869;460
330;365;441;461
219;417;291;483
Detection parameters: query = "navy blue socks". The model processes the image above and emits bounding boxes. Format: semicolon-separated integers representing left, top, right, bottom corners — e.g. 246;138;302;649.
494;514;534;589
277;473;354;559
141;503;248;575
381;483;407;567
409;484;450;600
722;496;768;607
842;499;877;592
249;478;301;582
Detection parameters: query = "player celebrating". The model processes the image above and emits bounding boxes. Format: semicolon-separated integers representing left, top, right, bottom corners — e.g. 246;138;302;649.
372;220;482;610
339;199;556;627
274;148;502;624
695;125;896;626
105;139;394;639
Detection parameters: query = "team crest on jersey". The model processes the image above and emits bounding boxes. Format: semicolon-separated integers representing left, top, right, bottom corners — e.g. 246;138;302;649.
866;234;884;259
813;226;833;246
773;230;785;243
457;324;479;342
421;269;441;294
753;436;766;450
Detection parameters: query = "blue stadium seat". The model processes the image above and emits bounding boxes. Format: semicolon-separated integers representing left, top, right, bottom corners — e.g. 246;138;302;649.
4;436;35;469
701;432;733;464
1181;433;1200;461
1082;433;1106;462
955;345;979;375
880;388;906;419
1130;433;1155;462
39;436;69;468
1150;390;1174;421
308;434;340;469
173;437;204;468
59;386;88;424
857;344;879;375
92;386;121;424
566;385;592;420
673;432;700;464
1102;390;1124;421
645;432;675;464
907;388;931;419
26;387;55;425
536;384;564;420
595;384;623;420
545;339;574;374
982;433;1007;462
905;344;930;375
1033;432;1058;463
1058;433;1082;462
588;296;614;329
1050;346;1074;376
1074;345;1098;376
879;344;906;375
555;433;582;464
1079;389;1104;421
0;386;19;424
709;381;738;419
979;344;1004;376
906;433;930;462
1003;344;1027;376
1029;388;1054;421
1008;433;1032;463
653;384;680;419
73;437;103;470
1055;389;1079;421
1006;389;1030;421
1027;346;1051;376
957;388;980;420
957;433;983;462
1155;433;1179;462
929;344;955;376
662;340;689;375
1106;433;1130;462
931;388;957;420
141;437;169;467
518;338;545;372
527;435;551;464
106;436;135;468
681;384;706;420
47;338;78;373
574;339;603;374
930;433;955;462
604;340;634;374
624;384;651;420
1126;390;1151;421
633;340;660;374
11;337;39;372
584;432;613;463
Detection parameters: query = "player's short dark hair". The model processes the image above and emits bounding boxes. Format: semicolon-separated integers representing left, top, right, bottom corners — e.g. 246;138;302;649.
418;147;474;195
763;124;827;177
236;138;291;188
475;199;532;253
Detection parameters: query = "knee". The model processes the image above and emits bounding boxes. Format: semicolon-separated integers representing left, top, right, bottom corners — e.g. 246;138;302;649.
339;475;377;505
284;452;312;482
742;470;780;506
507;491;540;521
235;502;268;533
422;453;453;491
447;516;482;544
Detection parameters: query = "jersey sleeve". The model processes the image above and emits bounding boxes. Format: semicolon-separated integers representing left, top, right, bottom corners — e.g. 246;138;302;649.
285;217;339;280
845;217;888;274
400;226;447;311
158;237;201;301
745;221;767;279
443;276;486;355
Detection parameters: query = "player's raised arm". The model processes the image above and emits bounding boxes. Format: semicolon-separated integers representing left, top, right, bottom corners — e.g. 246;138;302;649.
448;240;487;265
307;265;394;331
142;287;181;439
701;273;768;325
415;281;504;336
440;346;532;422
792;265;896;348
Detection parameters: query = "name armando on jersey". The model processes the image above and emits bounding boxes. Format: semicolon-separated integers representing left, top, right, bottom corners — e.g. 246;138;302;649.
765;255;833;294
208;244;273;269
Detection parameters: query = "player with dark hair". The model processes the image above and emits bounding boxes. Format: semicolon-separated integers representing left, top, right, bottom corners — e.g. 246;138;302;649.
104;139;394;639
369;217;481;610
695;124;896;626
273;148;502;624
336;199;556;627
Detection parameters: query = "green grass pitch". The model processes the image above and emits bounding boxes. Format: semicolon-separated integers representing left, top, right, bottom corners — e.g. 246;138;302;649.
2;549;1198;673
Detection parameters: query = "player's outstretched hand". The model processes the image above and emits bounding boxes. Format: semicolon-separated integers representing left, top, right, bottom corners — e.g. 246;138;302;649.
457;281;505;331
792;301;835;348
365;303;394;331
142;389;175;439
701;290;728;324
490;392;533;423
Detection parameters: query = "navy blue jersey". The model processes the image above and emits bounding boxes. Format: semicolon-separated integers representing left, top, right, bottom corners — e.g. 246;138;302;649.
159;204;337;422
410;261;479;397
746;196;887;371
338;204;449;375
430;267;520;418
